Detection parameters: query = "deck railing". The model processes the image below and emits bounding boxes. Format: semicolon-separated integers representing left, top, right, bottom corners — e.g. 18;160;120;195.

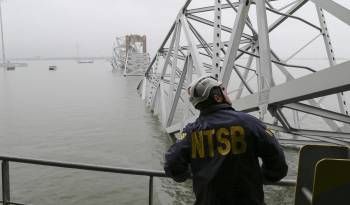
0;156;296;205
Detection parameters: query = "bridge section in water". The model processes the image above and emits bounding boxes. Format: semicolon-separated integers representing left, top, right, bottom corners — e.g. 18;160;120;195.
137;0;350;147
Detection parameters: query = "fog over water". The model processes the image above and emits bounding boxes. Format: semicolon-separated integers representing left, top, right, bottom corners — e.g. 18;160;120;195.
0;61;299;204
0;60;169;204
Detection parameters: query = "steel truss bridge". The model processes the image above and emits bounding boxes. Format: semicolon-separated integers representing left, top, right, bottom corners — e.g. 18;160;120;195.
137;0;350;147
112;35;150;76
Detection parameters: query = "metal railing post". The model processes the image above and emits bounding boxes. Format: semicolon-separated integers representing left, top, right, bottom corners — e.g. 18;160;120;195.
2;160;10;205
148;176;153;205
0;155;297;205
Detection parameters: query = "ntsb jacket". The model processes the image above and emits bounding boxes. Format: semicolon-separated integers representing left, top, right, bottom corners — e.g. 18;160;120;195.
164;104;288;205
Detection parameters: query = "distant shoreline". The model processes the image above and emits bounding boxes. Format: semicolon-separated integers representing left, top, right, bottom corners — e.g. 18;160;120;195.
4;57;112;61
3;57;349;62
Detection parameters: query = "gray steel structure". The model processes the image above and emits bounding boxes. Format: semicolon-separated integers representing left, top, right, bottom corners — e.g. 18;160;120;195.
137;0;350;147
111;35;150;76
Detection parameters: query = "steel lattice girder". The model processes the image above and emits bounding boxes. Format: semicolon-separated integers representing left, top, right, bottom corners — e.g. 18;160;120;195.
138;0;350;146
112;35;150;76
231;60;350;112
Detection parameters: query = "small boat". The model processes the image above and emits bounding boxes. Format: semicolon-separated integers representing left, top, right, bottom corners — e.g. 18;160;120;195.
4;62;16;70
6;66;15;70
49;66;57;70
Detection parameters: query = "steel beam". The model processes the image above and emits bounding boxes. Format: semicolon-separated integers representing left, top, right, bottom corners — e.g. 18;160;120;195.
316;6;350;119
182;0;194;12
226;0;258;36
256;0;274;118
278;139;333;146
232;63;254;95
265;6;321;32
181;55;196;131
186;3;236;14
186;14;253;40
161;23;179;78
310;0;350;26
266;124;350;146
152;86;160;115
273;107;293;131
295;130;350;144
159;82;168;125
268;0;308;32
188;21;213;58
151;83;160;112
283;103;350;124
256;0;274;88
168;22;182;116
179;40;229;50
271;51;341;132
179;40;251;52
212;0;223;77
235;49;255;99
219;0;251;87
141;77;147;100
166;57;188;127
231;60;350;112
181;15;205;77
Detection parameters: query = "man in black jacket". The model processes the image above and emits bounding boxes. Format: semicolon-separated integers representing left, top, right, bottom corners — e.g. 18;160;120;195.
164;75;288;205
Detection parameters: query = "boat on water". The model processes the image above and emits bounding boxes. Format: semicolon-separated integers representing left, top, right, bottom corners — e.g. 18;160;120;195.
6;65;14;70
49;65;57;70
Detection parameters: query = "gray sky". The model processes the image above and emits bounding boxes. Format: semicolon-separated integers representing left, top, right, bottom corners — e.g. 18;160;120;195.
1;0;350;58
2;0;184;58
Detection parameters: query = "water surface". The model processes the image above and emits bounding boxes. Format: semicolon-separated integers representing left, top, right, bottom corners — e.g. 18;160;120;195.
0;60;298;204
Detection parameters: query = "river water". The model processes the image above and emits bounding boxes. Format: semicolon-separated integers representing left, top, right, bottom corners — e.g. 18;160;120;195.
0;60;298;204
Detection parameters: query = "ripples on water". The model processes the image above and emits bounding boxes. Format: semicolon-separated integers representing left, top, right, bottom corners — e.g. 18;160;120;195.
0;60;298;204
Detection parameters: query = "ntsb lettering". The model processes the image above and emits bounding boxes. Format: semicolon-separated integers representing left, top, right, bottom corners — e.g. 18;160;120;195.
191;126;247;159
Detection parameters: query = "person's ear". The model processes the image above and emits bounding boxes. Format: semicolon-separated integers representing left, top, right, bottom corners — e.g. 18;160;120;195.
213;94;223;103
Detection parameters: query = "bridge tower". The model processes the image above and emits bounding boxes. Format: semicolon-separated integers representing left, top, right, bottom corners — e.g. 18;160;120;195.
138;0;350;147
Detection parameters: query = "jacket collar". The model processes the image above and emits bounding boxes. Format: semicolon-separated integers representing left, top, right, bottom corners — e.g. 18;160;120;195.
199;103;234;115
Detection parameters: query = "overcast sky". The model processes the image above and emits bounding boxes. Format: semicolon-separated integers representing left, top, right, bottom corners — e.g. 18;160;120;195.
1;0;349;58
2;0;184;58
